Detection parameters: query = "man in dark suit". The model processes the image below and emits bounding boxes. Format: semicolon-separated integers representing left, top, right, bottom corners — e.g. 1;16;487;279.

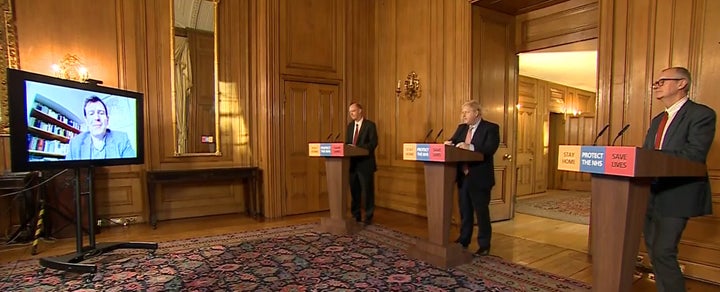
345;102;378;225
642;67;715;292
444;100;500;256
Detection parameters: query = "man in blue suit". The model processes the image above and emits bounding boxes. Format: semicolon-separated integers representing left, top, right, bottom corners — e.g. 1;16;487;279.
642;67;715;292
444;100;500;256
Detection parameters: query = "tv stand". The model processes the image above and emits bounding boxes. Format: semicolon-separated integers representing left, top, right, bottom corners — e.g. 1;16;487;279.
39;167;157;273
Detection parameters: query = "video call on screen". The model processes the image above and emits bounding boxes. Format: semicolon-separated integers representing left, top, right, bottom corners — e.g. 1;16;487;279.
24;80;139;162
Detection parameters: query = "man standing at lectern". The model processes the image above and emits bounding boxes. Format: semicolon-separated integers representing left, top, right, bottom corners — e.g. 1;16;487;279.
346;102;378;225
444;100;500;256
642;67;715;292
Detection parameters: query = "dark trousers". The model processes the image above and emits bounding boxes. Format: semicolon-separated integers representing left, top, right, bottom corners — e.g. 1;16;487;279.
644;201;688;292
457;181;491;249
349;170;374;221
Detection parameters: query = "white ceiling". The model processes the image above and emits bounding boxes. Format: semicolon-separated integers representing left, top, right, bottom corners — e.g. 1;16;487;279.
518;39;598;92
174;0;215;32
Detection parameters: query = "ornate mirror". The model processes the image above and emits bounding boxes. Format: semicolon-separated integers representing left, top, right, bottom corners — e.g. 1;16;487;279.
171;0;220;155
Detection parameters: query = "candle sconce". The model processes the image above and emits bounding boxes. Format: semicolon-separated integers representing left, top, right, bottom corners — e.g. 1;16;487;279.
396;71;421;102
51;54;89;81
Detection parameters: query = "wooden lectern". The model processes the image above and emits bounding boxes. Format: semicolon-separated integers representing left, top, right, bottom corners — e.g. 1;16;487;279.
402;143;485;268
558;145;707;292
308;143;369;235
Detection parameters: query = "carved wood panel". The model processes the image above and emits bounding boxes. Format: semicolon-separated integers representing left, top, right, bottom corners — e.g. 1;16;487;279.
279;0;344;79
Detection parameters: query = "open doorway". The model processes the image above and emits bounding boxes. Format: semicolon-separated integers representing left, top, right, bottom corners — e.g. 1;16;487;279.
514;39;597;224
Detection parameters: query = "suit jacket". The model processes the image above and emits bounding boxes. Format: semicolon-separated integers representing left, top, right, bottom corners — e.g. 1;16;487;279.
448;120;500;190
66;129;136;160
642;100;716;217
345;119;378;173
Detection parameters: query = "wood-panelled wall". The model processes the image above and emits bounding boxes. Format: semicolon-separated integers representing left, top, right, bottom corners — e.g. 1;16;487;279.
516;0;599;52
8;0;255;223
598;0;720;284
374;0;473;216
5;0;720;284
12;0;148;222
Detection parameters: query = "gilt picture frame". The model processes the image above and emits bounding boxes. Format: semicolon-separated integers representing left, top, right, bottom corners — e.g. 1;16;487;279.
0;0;20;135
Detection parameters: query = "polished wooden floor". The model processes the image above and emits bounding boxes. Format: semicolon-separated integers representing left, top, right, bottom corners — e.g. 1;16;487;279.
1;208;718;291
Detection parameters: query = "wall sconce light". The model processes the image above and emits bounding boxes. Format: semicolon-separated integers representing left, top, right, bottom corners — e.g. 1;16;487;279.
396;71;421;102
51;54;89;81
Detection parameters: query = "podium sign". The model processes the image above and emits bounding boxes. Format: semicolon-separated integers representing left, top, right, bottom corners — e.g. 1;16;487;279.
403;143;447;161
558;145;637;177
308;143;346;157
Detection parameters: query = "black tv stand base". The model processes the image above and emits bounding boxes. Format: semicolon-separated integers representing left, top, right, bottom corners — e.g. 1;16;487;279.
39;241;158;273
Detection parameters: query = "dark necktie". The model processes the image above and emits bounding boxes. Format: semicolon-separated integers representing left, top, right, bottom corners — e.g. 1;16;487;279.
654;112;668;149
353;123;359;145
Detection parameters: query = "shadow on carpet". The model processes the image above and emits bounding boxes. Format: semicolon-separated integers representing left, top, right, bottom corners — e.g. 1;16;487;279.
516;190;590;225
0;223;591;291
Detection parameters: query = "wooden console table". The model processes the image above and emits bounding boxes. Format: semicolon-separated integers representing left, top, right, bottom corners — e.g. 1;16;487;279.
146;167;260;228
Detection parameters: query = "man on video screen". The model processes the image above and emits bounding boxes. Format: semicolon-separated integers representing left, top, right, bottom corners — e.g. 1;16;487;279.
65;96;136;160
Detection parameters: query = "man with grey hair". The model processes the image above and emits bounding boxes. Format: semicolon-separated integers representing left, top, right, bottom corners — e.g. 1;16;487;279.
444;100;499;256
345;102;378;225
642;66;715;292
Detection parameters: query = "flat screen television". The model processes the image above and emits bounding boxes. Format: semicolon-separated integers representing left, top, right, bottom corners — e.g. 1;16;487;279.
7;68;144;171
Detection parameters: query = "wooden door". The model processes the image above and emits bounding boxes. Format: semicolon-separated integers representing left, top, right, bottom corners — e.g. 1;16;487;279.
471;6;516;221
283;81;343;215
516;104;536;196
518;76;553;195
547;112;565;190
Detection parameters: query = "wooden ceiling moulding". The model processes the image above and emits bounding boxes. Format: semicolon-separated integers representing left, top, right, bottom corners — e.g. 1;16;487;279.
469;0;571;15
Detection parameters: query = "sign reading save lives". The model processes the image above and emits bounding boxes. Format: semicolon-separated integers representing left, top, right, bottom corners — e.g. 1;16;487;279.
557;145;637;177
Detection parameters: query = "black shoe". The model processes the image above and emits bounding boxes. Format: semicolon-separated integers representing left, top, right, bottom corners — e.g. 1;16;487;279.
474;247;490;256
635;262;653;274
454;238;468;249
354;216;362;223
363;219;372;226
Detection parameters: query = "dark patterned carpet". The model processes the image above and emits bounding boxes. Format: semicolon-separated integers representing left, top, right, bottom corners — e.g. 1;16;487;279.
0;224;591;291
516;190;591;225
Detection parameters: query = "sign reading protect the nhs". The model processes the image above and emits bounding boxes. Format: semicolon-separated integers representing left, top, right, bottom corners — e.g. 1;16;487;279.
319;144;333;156
579;146;605;174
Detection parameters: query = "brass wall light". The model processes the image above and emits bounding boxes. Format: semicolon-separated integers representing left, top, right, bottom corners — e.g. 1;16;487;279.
51;54;89;81
396;71;421;102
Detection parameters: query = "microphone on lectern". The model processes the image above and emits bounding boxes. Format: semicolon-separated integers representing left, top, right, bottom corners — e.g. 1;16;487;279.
334;133;342;142
422;129;434;143
611;124;630;146
326;132;334;142
592;124;610;146
433;129;444;143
